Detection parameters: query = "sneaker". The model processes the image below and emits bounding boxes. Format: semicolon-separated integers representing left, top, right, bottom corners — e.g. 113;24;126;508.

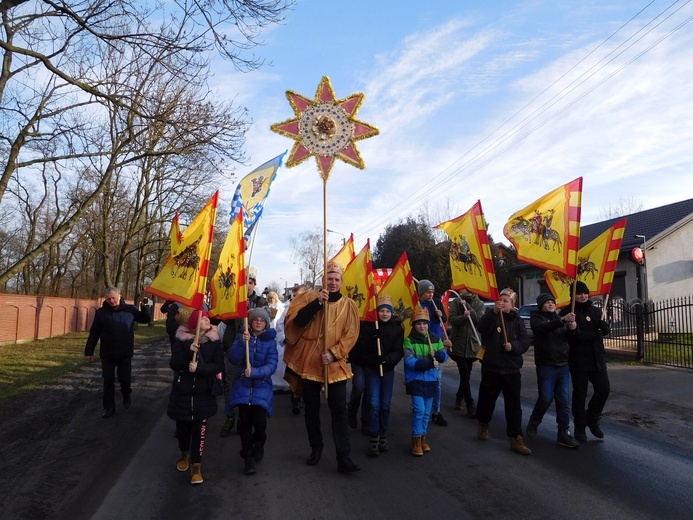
378;438;390;452
220;416;235;437
526;418;540;438
510;435;532;455
431;413;448;426
587;417;605;439
367;441;380;458
477;422;489;440
557;430;580;449
244;457;256;475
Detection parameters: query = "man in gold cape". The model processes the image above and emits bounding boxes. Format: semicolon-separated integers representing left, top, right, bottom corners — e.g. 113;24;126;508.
284;261;360;472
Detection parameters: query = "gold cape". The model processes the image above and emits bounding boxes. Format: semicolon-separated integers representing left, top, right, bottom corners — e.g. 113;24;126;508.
284;290;359;385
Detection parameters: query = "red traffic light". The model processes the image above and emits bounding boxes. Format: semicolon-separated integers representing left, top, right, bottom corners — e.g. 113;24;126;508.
631;247;645;265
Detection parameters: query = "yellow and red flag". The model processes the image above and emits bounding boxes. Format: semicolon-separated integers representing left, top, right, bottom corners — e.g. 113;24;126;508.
378;252;419;335
545;218;627;307
435;200;500;302
208;209;248;320
340;239;377;321
372;268;393;292
329;233;356;268
503;177;582;279
147;191;219;309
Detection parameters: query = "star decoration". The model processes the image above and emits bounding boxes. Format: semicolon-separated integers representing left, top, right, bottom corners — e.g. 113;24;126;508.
271;76;379;181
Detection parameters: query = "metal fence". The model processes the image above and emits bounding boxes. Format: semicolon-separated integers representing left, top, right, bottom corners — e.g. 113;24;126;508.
595;296;693;369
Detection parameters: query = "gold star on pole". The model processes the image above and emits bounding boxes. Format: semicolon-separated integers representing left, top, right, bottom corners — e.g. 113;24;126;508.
270;76;379;181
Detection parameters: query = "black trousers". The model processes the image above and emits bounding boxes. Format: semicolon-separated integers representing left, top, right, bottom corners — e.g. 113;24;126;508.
476;369;523;438
570;367;610;427
238;404;267;455
450;354;477;407
302;379;351;461
176;418;207;463
101;357;131;410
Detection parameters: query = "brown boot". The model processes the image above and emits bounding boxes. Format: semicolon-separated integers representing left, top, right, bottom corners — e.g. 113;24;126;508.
454;397;463;410
176;451;189;472
477;422;489;440
420;435;431;452
190;463;203;484
411;435;423;456
510;435;532;455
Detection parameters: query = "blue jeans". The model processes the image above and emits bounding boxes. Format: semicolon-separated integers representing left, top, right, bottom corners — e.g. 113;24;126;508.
410;395;433;436
530;364;571;431
364;368;395;437
432;363;443;413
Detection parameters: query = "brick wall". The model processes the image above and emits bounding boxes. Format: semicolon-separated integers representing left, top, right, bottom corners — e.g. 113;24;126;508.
0;294;163;345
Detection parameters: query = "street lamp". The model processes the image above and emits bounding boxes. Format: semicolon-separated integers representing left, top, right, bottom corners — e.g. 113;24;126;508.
634;234;648;302
327;228;346;246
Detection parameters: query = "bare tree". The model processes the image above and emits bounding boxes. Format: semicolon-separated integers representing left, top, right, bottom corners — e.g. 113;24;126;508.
290;228;328;288
599;195;644;220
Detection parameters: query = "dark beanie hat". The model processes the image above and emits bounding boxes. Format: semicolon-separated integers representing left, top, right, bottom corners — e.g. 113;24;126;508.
417;279;434;296
573;281;590;295
536;293;555;308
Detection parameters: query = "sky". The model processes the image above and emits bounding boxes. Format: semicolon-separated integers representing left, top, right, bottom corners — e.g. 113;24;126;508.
207;0;693;294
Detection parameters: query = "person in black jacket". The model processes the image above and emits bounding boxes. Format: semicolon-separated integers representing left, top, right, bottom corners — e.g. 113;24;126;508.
527;293;579;448
350;294;404;457
476;288;531;455
84;287;150;418
561;281;611;442
160;300;180;351
168;309;224;485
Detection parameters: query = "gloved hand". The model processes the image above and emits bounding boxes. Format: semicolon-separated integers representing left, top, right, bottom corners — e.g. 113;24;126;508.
378;355;387;365
434;350;447;363
414;358;433;371
372;329;382;339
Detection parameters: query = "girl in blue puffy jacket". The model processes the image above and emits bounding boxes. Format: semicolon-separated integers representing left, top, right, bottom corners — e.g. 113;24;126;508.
229;307;278;475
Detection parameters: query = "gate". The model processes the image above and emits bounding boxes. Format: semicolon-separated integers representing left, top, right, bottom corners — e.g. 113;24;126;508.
596;296;693;369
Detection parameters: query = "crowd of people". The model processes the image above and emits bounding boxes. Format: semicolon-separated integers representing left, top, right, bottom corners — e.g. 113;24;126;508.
84;274;612;484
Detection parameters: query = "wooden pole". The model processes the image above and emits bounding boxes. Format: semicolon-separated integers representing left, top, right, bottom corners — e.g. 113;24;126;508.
322;179;329;398
244;316;250;370
375;319;383;377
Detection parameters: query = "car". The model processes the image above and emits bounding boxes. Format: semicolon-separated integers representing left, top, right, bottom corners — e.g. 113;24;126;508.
518;303;538;342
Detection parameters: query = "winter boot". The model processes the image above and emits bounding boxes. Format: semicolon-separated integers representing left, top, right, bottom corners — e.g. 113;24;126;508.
367;437;380;457
378;437;390;452
252;442;265;462
420;435;431;452
176;451;189;472
411;435;423;456
526;418;540;438
220;415;235;437
587;416;605;439
510;435;532;455
574;425;587;442
557;429;580;449
477;422;489;440
190;463;203;484
466;403;477;419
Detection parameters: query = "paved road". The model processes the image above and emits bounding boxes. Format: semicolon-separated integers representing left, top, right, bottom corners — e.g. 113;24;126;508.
87;348;693;519
2;339;691;520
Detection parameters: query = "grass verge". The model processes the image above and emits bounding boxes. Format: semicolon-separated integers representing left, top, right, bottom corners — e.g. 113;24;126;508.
0;322;167;403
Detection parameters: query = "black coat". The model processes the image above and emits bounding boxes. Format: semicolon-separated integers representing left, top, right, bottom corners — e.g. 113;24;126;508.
561;300;610;372
349;319;404;372
84;301;150;359
167;327;224;422
478;308;529;374
530;311;570;366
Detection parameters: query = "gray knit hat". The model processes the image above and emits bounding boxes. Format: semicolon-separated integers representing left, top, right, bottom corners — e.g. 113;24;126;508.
417;279;434;296
248;307;271;329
